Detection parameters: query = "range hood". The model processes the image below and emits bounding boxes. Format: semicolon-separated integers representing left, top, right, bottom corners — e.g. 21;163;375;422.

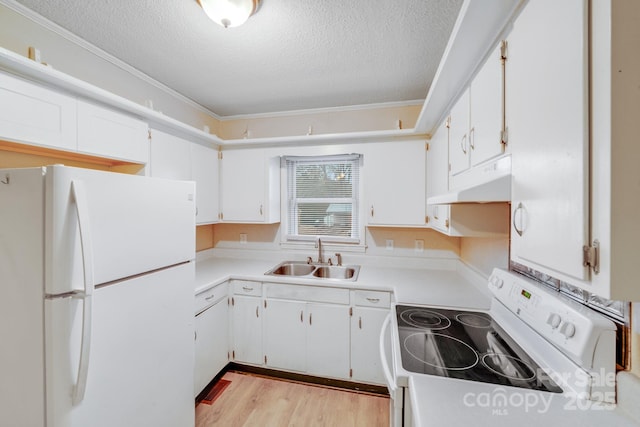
427;155;511;205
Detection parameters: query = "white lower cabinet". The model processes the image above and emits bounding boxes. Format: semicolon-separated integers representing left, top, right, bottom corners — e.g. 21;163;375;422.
263;299;307;372
351;290;390;385
263;284;350;380
194;297;228;397
306;303;350;379
230;281;263;365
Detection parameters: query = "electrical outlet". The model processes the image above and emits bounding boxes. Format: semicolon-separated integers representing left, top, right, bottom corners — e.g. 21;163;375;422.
415;239;424;253
385;239;394;251
239;233;248;244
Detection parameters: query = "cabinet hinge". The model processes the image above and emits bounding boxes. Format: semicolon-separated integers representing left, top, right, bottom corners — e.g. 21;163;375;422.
501;127;509;147
583;240;600;275
500;40;508;63
445;116;451;129
425;142;430;151
147;130;152;141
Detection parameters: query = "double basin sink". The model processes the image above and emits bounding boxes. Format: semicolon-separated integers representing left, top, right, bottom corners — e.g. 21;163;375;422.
265;261;360;281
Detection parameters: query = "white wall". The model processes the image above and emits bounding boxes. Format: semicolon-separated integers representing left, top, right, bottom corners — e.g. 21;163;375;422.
0;1;221;134
459;236;510;278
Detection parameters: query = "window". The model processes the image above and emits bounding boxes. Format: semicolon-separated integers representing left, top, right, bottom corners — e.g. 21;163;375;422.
284;154;361;243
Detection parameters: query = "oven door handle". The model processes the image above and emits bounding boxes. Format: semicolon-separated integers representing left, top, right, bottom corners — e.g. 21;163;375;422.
379;313;397;394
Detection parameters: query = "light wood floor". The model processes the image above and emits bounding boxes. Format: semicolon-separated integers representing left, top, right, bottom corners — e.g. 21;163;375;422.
195;371;390;427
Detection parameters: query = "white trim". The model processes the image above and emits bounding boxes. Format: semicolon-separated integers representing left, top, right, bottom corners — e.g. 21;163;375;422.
0;0;222;119
219;99;425;121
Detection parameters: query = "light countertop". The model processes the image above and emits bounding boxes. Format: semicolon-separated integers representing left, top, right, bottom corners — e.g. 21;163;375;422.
194;253;491;310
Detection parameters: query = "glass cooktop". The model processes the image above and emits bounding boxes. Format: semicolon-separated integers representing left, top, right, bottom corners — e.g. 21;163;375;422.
396;305;562;393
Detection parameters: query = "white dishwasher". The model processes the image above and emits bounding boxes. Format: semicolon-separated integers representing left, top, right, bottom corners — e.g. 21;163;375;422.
194;281;229;397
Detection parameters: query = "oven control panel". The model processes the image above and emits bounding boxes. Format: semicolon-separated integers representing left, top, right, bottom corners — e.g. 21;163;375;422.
488;268;615;369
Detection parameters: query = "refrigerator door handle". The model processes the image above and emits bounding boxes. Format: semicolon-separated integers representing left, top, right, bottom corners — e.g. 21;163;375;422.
70;180;95;405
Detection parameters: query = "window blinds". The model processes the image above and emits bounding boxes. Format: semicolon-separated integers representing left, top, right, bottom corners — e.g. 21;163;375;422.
285;154;361;243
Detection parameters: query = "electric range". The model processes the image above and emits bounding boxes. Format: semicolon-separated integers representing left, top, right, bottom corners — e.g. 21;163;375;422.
396;305;562;393
380;268;618;427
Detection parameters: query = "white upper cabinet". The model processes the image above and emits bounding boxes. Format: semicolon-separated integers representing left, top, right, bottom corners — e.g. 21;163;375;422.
449;43;505;182
426;120;451;233
219;148;280;223
448;89;470;177
427;119;509;237
364;140;427;226
469;42;505;168
589;0;640;300
507;0;590;283
0;72;77;152
190;142;219;224
150;130;219;225
77;99;149;163
149;129;191;180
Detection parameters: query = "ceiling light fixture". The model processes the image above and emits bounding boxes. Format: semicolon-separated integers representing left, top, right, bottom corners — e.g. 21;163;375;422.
197;0;261;28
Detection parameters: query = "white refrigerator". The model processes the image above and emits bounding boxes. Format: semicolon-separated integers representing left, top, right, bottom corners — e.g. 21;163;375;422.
0;165;196;427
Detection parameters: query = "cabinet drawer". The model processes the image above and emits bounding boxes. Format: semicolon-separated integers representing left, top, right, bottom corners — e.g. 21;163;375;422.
352;290;391;308
195;282;228;314
266;283;349;305
232;280;262;296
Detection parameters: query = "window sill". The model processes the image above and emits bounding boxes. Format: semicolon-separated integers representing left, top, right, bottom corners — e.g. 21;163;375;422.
280;241;367;254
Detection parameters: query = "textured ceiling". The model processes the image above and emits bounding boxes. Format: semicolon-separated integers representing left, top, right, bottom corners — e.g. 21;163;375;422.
13;0;463;117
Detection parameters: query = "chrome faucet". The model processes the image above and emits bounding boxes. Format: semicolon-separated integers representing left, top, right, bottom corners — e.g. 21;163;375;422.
316;237;324;264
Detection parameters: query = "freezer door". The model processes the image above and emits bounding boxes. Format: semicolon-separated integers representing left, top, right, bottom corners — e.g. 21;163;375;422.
45;262;195;427
45;165;195;295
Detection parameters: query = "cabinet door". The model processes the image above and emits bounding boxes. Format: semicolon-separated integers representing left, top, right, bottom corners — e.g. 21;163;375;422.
306;303;350;379
263;299;306;372
194;299;228;397
191;143;219;224
426;120;451;232
231;295;262;365
470;43;504;167
149;130;191;180
507;0;589;281
220;148;280;223
0;72;77;151
77;100;149;163
351;307;389;385
365;140;426;226
448;89;470;177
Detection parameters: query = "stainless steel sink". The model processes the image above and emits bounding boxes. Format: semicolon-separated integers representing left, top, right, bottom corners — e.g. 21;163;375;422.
312;266;357;280
265;261;360;281
269;263;316;276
